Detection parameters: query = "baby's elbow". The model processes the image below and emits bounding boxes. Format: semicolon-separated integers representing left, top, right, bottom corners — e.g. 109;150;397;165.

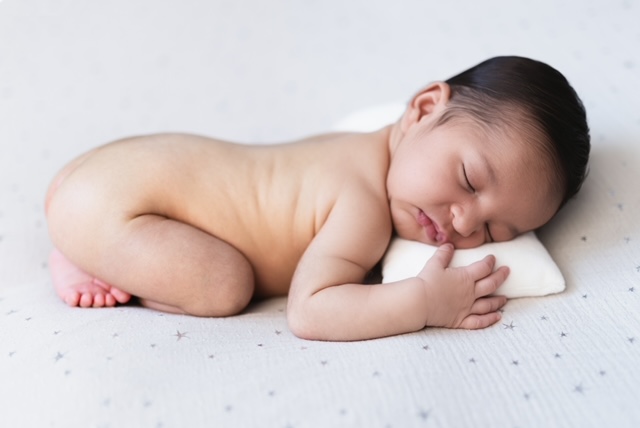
287;304;323;341
287;309;315;340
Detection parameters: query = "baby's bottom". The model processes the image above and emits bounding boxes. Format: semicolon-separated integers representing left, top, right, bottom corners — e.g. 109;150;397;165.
46;153;255;317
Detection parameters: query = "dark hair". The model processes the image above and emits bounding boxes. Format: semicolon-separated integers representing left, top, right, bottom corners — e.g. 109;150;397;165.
441;56;590;210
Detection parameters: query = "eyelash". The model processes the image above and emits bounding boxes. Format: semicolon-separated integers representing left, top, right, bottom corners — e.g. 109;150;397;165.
463;165;475;192
463;164;494;242
486;224;494;242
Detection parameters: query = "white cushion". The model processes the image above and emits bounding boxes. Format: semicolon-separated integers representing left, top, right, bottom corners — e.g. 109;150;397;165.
382;232;565;298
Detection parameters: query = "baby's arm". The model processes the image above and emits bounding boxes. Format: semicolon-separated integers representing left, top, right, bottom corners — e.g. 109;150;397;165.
287;194;509;341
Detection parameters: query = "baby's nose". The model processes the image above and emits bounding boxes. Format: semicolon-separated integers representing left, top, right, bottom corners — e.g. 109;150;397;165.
451;205;481;238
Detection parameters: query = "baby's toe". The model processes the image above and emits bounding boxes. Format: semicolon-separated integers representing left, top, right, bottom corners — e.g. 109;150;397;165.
105;293;117;307
93;293;106;307
110;287;132;304
64;291;81;307
79;292;94;308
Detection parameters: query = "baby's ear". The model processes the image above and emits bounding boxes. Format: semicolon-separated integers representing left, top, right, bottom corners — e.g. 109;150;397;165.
400;82;451;132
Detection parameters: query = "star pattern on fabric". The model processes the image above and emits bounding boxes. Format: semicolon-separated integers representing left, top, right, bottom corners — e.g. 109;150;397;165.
503;321;516;330
418;409;430;420
174;330;189;341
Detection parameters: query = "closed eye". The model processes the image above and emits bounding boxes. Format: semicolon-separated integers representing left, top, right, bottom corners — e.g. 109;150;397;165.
485;224;494;242
463;164;475;192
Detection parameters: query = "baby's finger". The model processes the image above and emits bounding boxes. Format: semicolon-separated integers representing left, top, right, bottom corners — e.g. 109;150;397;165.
427;243;455;269
458;312;502;330
475;266;510;297
470;295;508;315
464;254;497;280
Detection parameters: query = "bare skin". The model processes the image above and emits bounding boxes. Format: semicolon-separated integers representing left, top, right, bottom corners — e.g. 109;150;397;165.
46;82;561;341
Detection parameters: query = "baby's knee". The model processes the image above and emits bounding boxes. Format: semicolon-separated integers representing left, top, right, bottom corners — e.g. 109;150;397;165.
184;287;252;317
184;265;255;317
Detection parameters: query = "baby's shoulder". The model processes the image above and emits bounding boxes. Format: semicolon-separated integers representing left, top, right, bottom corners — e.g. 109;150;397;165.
312;133;392;222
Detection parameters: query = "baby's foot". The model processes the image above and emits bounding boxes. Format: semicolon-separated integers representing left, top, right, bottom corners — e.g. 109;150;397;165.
49;248;131;308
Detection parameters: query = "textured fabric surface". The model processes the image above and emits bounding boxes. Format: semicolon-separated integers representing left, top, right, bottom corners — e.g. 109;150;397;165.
1;1;639;427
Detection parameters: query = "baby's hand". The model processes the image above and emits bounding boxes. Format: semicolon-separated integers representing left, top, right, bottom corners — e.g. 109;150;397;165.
417;243;509;330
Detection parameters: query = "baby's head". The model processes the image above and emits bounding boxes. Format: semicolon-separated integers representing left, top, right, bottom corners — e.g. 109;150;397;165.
387;56;590;248
442;56;590;209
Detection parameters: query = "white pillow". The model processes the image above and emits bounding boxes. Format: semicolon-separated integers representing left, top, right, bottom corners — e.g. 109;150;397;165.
382;233;565;298
333;104;566;298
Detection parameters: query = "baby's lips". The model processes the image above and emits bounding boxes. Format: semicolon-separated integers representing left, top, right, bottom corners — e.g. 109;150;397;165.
435;230;449;244
430;219;449;244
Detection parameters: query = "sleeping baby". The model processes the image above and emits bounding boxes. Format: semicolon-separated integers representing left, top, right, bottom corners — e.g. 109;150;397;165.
45;56;590;341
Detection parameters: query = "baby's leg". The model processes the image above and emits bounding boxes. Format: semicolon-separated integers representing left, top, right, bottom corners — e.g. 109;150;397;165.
104;215;254;316
46;143;255;317
49;248;131;307
49;210;255;317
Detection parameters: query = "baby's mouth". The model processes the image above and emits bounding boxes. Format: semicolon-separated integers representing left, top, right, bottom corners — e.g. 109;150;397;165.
417;210;448;244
